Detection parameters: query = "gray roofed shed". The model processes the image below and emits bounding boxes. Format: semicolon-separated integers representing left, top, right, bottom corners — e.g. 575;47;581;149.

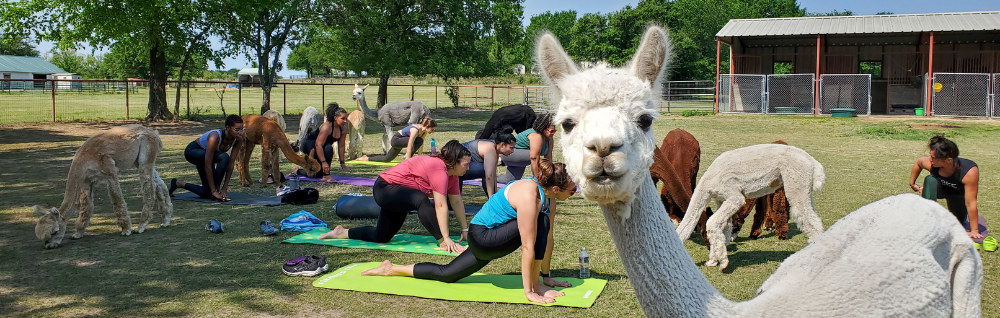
717;11;1000;41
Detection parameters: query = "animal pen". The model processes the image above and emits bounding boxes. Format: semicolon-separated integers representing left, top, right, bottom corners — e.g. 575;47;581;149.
714;11;1000;118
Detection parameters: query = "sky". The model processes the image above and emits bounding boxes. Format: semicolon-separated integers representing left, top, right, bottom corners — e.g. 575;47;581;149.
35;0;1000;78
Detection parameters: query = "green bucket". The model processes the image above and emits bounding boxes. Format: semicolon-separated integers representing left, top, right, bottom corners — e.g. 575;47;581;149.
914;108;924;116
774;107;797;114
831;108;856;118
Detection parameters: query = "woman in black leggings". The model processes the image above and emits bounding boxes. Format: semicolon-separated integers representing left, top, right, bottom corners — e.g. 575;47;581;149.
361;158;577;305
169;115;244;201
322;140;472;254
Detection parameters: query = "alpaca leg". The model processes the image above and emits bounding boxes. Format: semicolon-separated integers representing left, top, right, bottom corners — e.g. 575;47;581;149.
269;148;283;187
72;186;94;239
771;192;790;239
382;125;392;154
106;177;132;236
698;207;711;250
152;169;173;227
259;141;272;188
135;165;155;233
238;142;255;187
731;197;757;236
704;196;744;270
748;198;768;239
785;189;823;241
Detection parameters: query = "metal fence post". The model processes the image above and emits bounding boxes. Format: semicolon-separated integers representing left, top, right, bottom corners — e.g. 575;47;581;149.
51;79;56;122
186;82;190;118
125;79;130;120
322;83;325;107
283;83;287;115
238;82;242;115
435;85;438;109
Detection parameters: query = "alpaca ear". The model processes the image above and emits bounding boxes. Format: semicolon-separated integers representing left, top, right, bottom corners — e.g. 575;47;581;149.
534;31;578;88
33;205;47;216
354;83;359;89
363;84;369;90
629;26;672;87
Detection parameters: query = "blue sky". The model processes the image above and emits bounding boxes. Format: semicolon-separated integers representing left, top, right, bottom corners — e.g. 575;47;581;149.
36;0;1000;77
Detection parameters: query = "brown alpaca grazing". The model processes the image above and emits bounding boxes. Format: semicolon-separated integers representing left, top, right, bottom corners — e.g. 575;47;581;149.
237;114;322;187
345;109;365;160
731;140;792;239
649;129;713;247
34;124;173;249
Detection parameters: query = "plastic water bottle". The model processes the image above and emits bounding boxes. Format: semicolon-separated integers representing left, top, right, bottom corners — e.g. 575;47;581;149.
288;173;299;190
578;247;590;279
430;138;437;155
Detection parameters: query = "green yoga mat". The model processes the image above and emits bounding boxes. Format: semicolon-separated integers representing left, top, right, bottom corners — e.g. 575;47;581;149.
346;160;401;167
283;228;466;256
314;262;607;308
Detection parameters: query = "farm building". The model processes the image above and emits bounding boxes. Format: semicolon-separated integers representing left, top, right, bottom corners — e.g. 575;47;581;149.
238;67;267;87
0;55;67;90
715;11;1000;117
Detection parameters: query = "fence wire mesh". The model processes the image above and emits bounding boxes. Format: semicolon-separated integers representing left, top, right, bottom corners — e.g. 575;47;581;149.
766;74;814;114
718;74;766;113
993;74;999;118
932;73;991;117
819;74;871;115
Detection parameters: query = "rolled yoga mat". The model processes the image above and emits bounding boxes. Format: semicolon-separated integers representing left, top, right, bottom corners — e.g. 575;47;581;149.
313;262;607;308
335;195;480;219
283;228;466;256
173;192;283;206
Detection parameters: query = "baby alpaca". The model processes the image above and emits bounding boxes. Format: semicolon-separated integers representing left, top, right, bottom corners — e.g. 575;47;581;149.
677;143;825;270
34;124;173;249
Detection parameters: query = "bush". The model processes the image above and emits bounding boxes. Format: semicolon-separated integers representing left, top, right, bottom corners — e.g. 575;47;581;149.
445;86;459;107
681;110;714;117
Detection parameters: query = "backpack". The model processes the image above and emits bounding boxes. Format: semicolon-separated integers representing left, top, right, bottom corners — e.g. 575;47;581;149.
281;188;319;205
280;210;327;232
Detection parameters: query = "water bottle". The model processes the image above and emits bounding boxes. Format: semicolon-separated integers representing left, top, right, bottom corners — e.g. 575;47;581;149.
430;138;437;155
578;247;590;279
288;173;299;190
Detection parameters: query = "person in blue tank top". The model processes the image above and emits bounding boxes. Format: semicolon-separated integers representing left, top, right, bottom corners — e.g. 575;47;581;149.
909;136;986;240
361;158;577;305
459;129;516;197
169;115;244;201
358;117;437;162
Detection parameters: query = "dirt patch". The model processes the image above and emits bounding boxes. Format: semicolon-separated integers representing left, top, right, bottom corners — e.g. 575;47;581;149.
909;123;966;130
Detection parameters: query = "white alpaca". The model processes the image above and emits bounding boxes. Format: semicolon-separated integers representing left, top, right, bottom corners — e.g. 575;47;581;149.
351;84;430;153
677;143;826;270
295;106;322;154
539;26;981;317
34;125;173;249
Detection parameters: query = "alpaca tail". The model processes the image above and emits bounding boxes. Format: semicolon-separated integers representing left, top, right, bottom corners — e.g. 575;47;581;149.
811;157;825;193
677;186;710;241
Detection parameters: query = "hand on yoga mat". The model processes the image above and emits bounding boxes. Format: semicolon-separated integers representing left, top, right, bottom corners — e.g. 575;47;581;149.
439;238;466;254
543;277;571;288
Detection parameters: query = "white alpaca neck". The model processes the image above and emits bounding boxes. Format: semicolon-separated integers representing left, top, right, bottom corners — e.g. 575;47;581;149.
599;175;736;317
356;93;378;120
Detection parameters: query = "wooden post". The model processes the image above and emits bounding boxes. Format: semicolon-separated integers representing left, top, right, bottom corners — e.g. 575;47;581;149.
927;32;935;116
491;87;495;108
411;85;415;101
475;86;479;107
666;81;671;112
186;82;190;118
435;85;438;109
714;39;721;114
283;83;286;115
322;84;325;107
125;79;130;120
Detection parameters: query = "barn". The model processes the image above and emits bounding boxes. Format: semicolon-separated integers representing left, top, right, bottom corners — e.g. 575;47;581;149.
0;55;67;90
714;11;1000;117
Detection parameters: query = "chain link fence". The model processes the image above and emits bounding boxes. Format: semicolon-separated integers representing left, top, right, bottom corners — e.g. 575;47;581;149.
931;73;991;117
718;74;766;113
993;74;999;118
766;74;814;114
819;74;871;115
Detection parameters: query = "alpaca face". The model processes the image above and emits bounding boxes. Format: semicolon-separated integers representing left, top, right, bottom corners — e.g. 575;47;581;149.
34;206;60;246
536;26;670;208
351;84;370;101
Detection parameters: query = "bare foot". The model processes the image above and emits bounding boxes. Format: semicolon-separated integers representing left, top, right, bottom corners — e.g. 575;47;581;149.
361;260;395;276
356;155;369;161
319;225;349;239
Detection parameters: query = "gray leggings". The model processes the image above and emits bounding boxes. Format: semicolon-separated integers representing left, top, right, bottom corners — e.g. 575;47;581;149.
497;148;532;184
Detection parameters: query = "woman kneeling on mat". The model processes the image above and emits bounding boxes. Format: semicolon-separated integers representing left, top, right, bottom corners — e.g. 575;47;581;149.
459;129;516;197
909;135;990;242
169;114;244;201
322;140;471;253
362;158;577;305
498;112;554;184
357;117;437;162
302;103;350;179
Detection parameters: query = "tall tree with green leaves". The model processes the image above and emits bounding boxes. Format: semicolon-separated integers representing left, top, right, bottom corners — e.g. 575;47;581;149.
0;36;39;57
3;0;219;121
214;0;315;114
519;10;577;71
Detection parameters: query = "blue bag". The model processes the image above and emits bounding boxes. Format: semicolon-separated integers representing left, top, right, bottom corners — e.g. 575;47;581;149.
280;210;328;232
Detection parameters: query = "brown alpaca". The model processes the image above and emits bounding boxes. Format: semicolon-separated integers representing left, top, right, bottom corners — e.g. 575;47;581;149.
259;110;287;183
34;124;173;249
649;129;712;247
731;140;792;239
346;109;365;160
237;114;322;187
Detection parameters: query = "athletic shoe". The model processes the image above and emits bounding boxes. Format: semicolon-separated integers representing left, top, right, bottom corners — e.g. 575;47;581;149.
983;236;997;252
206;219;224;233
260;220;279;236
168;178;178;197
282;255;329;277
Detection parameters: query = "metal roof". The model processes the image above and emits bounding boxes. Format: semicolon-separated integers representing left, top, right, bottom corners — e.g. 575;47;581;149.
238;67;260;75
717;11;1000;39
0;55;66;74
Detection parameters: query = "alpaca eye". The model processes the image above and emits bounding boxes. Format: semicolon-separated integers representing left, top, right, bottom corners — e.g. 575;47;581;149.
637;114;654;131
561;119;576;133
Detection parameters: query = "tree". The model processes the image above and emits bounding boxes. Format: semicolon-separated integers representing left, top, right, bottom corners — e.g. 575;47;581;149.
569;13;615;63
519;10;577;71
0;36;39;57
214;0;315;114
287;23;341;78
4;0;220;121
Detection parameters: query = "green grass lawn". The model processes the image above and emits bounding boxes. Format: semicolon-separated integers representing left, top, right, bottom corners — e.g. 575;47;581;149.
0;112;997;316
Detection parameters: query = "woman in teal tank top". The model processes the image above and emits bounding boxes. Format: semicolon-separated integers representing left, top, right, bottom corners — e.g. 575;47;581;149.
361;158;577;305
498;112;555;184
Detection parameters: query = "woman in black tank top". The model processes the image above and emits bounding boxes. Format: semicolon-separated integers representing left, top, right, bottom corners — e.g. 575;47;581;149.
908;136;983;240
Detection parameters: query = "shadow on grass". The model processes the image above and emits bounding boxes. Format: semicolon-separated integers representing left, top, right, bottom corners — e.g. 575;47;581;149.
0;128;87;145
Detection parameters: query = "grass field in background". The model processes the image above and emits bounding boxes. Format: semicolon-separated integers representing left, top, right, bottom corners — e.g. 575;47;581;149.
1;113;994;316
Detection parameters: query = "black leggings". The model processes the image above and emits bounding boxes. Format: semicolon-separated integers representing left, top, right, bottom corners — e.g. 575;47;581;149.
922;175;968;222
348;177;443;242
368;133;423;162
182;140;230;198
413;212;550;283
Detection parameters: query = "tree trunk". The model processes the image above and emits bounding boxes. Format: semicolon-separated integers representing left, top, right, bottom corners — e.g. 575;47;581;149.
146;43;171;121
173;53;192;121
259;58;272;114
377;73;390;108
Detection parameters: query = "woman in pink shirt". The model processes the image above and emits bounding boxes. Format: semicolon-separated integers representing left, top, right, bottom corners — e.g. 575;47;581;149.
322;140;472;253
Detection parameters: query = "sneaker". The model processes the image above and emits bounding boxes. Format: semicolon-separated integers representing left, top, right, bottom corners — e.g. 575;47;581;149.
276;185;294;196
282;255;329;277
206;219;224;233
983;236;997;252
260;220;279;236
168;178;178;197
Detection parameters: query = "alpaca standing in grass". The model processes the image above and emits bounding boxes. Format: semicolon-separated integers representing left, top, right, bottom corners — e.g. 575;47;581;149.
352;84;430;153
345;109;365;159
294;106;322;154
649;129;713;246
730;140;792;240
34;124;173;249
677;143;826;269
260;109;287;183
237;114;322;187
539;25;981;317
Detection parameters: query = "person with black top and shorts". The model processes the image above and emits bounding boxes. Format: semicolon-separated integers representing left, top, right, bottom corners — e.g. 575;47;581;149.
301;103;350;180
909;136;985;240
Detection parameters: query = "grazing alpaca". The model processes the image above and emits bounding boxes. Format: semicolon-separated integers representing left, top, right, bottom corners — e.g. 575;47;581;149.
346;109;365;160
352;84;430;153
649;129;712;247
294;106;322;154
731;140;791;240
260;110;287;183
539;25;981;317
237;114;322;187
34;124;173;249
677;143;826;269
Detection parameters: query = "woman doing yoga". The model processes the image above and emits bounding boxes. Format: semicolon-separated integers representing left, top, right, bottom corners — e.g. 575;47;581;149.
169;114;244;201
498;112;554;184
301;103;350;179
361;158;577;305
459;129;517;197
358;117;437;162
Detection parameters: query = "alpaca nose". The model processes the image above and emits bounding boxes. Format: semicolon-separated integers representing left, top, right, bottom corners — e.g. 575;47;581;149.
586;140;622;158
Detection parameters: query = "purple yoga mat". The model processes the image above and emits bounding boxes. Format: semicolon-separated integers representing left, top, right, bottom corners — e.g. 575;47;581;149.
963;214;990;244
286;174;506;188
